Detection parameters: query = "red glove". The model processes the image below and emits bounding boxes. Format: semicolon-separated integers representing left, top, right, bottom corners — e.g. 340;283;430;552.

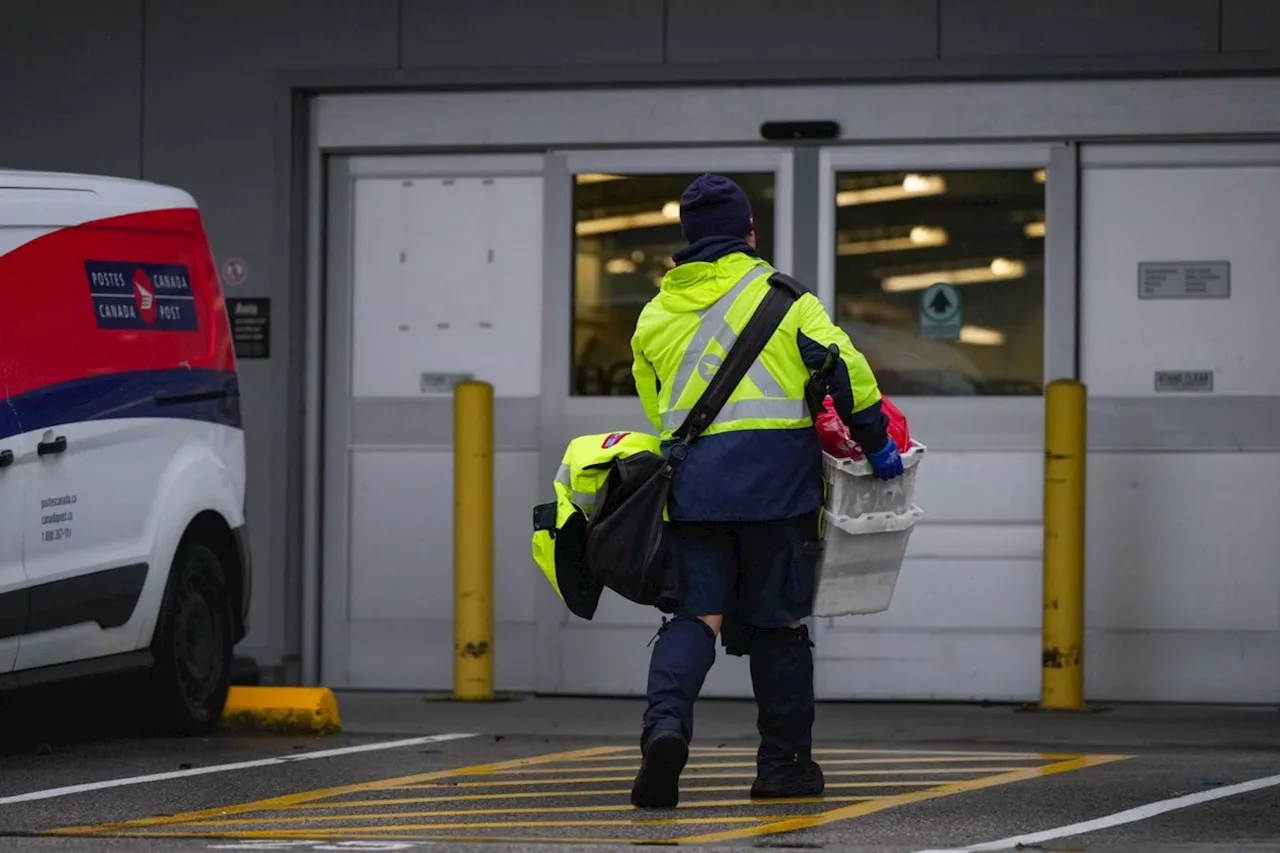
815;395;912;460
815;396;861;459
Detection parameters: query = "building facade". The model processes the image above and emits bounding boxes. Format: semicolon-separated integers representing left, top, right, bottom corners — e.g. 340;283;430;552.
4;0;1279;703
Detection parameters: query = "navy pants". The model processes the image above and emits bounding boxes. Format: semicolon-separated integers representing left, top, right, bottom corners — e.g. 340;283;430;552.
642;512;822;777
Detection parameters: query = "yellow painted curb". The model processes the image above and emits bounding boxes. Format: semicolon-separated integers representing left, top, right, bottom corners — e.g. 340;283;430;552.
219;686;342;733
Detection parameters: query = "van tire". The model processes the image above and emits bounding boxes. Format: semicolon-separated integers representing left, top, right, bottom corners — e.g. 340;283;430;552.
148;539;233;735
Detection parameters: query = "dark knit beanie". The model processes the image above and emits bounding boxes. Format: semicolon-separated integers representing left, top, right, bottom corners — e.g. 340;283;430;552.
678;173;754;243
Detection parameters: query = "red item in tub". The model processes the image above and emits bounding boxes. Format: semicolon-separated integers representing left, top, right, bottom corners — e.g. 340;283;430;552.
815;395;911;460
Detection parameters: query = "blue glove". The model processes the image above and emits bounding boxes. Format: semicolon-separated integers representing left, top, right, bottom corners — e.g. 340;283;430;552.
866;436;904;480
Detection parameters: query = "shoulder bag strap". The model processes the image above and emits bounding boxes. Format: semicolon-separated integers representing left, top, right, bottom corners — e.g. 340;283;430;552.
670;272;800;447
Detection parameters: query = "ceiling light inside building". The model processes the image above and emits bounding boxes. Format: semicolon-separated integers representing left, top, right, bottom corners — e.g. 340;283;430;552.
880;258;1027;293
1024;221;1046;238
836;174;946;207
958;325;1006;346
605;258;637;274
837;225;948;256
1034;169;1047;184
576;207;678;236
576;173;627;184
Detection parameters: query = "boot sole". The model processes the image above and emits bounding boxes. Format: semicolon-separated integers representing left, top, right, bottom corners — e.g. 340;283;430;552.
750;781;825;799
631;735;689;808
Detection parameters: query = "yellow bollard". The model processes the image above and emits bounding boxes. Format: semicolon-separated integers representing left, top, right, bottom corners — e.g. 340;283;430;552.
1040;379;1087;711
453;380;494;701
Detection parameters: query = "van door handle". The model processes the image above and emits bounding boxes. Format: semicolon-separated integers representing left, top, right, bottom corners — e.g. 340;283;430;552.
0;450;12;468
37;436;67;457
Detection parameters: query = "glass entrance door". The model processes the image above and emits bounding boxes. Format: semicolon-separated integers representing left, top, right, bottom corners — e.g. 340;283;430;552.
812;144;1076;702
545;147;793;698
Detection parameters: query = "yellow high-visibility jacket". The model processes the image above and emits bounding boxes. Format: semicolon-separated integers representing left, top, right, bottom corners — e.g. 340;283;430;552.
630;250;887;522
531;430;663;620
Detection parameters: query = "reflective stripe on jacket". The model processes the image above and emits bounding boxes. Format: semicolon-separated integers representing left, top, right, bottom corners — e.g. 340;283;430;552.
532;430;662;619
630;249;886;521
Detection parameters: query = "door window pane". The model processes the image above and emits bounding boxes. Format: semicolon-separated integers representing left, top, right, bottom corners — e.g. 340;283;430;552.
572;172;776;396
832;169;1046;396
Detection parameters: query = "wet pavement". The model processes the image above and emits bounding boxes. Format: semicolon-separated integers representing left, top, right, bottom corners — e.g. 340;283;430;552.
0;689;1277;852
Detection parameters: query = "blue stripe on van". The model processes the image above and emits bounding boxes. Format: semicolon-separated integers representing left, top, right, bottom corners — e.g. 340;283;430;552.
0;369;242;442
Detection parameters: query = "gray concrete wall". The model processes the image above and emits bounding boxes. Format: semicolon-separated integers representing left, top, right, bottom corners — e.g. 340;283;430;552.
2;0;1278;679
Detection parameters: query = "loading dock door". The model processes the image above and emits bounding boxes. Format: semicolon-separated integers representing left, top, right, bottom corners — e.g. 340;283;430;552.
322;155;546;689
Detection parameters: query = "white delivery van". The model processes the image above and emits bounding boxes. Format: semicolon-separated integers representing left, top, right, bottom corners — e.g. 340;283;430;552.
0;169;250;733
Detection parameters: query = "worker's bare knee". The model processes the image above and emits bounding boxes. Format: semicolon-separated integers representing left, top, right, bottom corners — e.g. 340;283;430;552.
698;615;723;636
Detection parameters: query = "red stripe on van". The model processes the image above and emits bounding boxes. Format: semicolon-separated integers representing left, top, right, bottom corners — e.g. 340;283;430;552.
0;207;235;401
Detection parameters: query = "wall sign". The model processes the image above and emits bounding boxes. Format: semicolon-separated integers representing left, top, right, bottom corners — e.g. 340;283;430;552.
918;281;962;341
221;256;249;287
226;297;270;359
420;372;474;394
1154;370;1213;392
1138;261;1229;299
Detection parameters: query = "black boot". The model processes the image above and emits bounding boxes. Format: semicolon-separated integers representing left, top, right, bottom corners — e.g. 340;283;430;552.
631;729;689;809
632;617;716;808
748;624;824;799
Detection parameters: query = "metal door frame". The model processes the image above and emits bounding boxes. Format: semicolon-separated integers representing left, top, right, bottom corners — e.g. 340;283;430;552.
811;142;1077;693
316;152;547;688
816;142;1077;453
539;146;795;696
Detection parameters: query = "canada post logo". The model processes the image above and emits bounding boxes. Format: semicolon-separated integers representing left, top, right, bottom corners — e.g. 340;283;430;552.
85;260;199;331
602;431;630;449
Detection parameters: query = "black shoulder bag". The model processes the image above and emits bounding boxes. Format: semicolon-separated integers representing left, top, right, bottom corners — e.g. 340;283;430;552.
581;272;805;607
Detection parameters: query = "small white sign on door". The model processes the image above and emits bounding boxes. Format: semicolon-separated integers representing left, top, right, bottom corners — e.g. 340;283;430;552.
918;282;962;341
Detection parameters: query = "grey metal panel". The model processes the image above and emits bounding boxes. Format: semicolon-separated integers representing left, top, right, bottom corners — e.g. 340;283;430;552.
833;395;1280;453
299;100;325;686
401;0;664;68
287;51;1280;96
666;0;938;63
320;156;356;686
940;0;1219;58
316;78;1280;152
1082;142;1280;169
1089;396;1280;452
0;0;142;177
1222;0;1280;52
789;147;821;292
143;0;397;671
537;154;573;693
1044;143;1080;382
892;399;1044;452
351;398;541;449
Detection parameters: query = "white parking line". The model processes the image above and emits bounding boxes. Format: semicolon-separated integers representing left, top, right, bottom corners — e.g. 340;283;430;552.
0;732;476;806
915;771;1280;852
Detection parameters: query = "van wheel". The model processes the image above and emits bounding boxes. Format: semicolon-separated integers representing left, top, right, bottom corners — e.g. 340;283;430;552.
149;540;233;735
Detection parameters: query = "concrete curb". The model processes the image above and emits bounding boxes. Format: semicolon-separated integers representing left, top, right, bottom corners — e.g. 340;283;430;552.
219;686;342;733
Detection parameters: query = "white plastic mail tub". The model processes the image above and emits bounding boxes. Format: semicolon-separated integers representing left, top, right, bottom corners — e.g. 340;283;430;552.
812;506;923;618
822;441;925;518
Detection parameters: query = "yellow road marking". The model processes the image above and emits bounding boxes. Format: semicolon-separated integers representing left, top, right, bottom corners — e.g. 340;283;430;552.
294;781;947;808
397;767;1029;787
675;754;1130;844
45;745;626;837
489;757;1054;773
102;831;672;845
686;748;1072;758
119;815;785;835
46;744;1129;846
182;796;877;824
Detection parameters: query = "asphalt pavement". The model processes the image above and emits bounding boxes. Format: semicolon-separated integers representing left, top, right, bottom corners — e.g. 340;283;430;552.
1;686;1278;852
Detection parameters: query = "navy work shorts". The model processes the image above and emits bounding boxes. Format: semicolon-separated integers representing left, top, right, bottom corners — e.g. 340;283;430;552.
669;511;822;628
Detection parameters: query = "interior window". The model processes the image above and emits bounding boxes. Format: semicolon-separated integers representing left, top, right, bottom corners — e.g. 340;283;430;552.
831;168;1046;396
570;172;776;396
